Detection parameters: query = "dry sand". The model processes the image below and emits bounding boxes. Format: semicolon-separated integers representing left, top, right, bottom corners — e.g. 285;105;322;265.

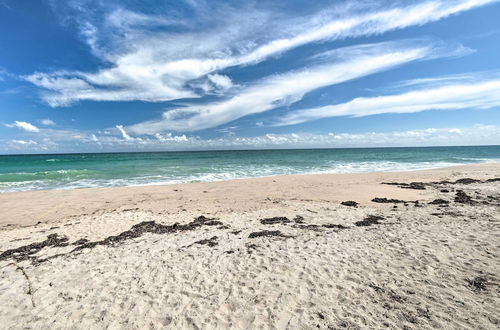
0;163;499;329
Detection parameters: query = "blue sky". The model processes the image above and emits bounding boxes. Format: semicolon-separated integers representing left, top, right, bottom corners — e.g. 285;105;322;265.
1;0;500;153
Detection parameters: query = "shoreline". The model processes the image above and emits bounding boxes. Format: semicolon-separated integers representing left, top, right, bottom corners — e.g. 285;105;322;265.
0;162;498;328
3;160;500;194
1;162;499;228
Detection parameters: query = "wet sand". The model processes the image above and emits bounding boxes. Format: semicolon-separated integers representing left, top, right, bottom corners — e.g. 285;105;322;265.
0;163;499;329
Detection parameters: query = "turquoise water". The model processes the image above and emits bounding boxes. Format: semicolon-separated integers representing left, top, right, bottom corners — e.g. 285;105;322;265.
0;146;499;192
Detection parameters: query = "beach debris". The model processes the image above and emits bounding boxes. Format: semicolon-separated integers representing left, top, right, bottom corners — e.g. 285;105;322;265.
454;178;482;185
428;199;450;205
74;216;223;251
1;216;226;265
294;223;349;231
341;201;359;207
466;276;488;292
440;189;450;193
372;197;407;204
72;238;90;245
431;211;464;217
454;190;475;204
189;236;218;247
248;230;291;238
355;215;384;227
382;178;499;192
382;182;426;190
293;215;305;223
293;224;322;231
0;234;69;262
323;224;349;230
260;217;291;225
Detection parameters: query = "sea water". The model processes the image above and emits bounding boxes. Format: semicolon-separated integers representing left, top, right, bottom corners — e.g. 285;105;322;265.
0;146;499;192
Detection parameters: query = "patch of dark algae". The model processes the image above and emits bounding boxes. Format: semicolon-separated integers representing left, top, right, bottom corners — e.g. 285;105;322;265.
74;216;223;251
0;216;224;264
248;230;292;239
354;215;384;227
0;234;69;263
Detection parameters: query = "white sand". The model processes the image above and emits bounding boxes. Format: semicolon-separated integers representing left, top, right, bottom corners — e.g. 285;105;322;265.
0;163;499;329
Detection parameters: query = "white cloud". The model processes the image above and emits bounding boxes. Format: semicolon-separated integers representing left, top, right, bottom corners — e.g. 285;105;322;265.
5;121;40;132
24;0;497;106
276;75;500;126
10;139;38;145
3;125;500;153
128;40;465;133
40;119;56;126
116;125;134;141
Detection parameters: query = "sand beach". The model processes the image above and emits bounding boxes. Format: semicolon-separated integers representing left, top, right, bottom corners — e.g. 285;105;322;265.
0;163;499;329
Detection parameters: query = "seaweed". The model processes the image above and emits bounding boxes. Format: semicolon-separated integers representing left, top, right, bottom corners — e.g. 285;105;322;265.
382;182;426;190
341;201;358;207
466;276;488;292
248;230;291;238
454;190;475;204
372;197;414;204
0;234;69;262
1;216;223;264
428;199;450;205
189;236;218;247
354;215;384;227
260;217;291;225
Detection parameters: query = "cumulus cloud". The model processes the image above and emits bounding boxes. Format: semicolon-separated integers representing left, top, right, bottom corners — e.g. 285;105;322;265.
275;74;500;126
5;121;40;132
24;0;497;106
128;40;466;133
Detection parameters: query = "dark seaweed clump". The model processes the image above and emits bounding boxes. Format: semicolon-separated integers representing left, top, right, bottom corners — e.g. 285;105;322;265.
428;199;450;205
454;190;475;204
355;215;384;227
0;234;69;262
74;216;223;251
372;197;412;204
189;236;218;247
0;216;223;264
341;201;358;207
382;182;426;190
248;230;291;238
260;217;291;225
466;277;488;292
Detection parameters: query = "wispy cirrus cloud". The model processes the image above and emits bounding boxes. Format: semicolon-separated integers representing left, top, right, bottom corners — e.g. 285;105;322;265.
275;72;500;126
24;0;497;106
128;40;469;134
39;119;56;126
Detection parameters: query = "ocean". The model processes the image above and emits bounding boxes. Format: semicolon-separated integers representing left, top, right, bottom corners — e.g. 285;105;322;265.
0;146;499;192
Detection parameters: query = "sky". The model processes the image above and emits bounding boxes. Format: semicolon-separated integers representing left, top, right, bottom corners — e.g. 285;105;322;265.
1;0;500;153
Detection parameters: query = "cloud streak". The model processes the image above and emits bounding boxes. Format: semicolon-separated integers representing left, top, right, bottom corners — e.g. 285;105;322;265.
24;0;497;106
276;74;500;126
128;40;467;133
5;121;40;132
